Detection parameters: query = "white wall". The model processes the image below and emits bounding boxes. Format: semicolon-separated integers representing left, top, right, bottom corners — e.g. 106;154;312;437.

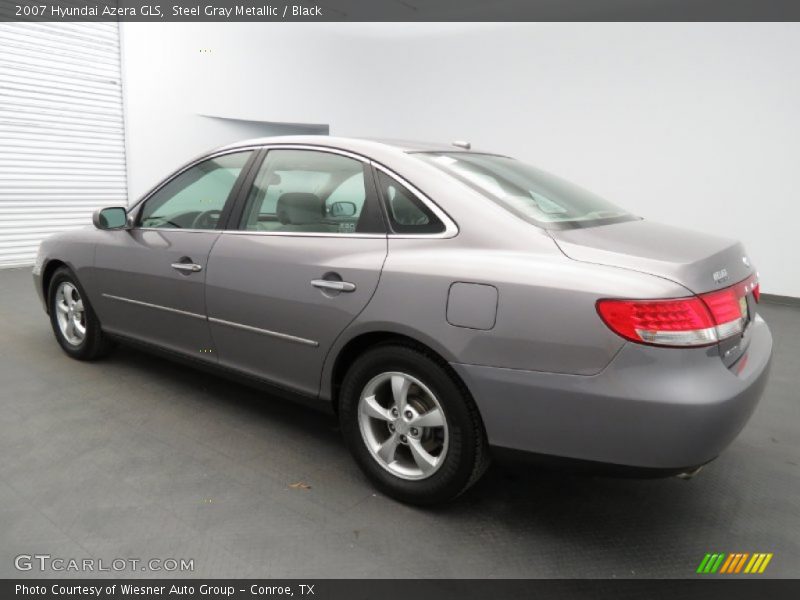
122;23;800;297
0;22;127;267
120;24;328;201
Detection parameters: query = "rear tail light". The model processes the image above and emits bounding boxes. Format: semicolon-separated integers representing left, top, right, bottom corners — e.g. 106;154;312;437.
596;274;758;348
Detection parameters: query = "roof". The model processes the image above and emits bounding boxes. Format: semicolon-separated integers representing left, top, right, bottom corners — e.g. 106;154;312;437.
218;135;481;155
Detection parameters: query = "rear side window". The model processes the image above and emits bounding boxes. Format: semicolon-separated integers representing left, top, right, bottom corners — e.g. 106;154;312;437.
240;149;384;234
375;171;445;235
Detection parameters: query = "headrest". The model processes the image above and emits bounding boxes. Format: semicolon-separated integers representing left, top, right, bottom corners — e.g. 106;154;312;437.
277;193;324;225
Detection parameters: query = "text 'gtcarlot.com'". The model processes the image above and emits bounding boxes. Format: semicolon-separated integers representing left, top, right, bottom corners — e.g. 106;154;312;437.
14;554;194;573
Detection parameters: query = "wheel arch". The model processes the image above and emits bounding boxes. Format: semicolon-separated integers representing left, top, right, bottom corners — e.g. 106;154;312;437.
323;326;466;414
41;259;69;312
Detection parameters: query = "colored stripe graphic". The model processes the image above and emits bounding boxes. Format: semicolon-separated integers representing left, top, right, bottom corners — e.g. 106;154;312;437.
704;554;718;573
697;554;712;574
734;553;749;573
719;554;736;574
745;554;760;573
709;553;726;573
697;553;726;573
730;554;742;573
758;553;773;573
750;554;766;573
697;552;772;574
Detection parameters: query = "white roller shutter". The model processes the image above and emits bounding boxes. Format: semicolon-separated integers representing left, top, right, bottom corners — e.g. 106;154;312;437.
0;22;127;267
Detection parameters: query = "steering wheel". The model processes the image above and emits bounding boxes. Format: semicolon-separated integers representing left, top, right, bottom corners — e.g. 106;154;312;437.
192;209;222;230
143;217;182;228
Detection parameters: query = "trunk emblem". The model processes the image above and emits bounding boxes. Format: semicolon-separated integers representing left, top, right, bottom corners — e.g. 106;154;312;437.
713;268;729;284
742;255;751;268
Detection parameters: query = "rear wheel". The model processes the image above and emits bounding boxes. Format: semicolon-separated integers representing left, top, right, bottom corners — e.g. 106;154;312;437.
48;267;114;360
339;344;489;505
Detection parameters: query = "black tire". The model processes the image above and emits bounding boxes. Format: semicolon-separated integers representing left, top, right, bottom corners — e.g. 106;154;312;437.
339;344;489;505
47;266;114;361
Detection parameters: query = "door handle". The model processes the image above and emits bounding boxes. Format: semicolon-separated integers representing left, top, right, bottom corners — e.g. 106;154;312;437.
171;262;203;273
311;279;356;293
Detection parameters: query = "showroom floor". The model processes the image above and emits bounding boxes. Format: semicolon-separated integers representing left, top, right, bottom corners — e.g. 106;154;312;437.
1;267;797;578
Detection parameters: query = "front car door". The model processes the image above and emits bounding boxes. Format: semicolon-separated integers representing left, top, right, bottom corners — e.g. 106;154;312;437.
92;150;255;358
205;147;388;397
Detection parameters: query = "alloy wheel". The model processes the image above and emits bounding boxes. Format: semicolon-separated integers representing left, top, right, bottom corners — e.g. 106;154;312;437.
357;371;449;480
54;281;86;346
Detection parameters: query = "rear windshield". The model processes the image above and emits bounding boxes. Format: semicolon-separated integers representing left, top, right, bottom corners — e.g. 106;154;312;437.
416;152;638;229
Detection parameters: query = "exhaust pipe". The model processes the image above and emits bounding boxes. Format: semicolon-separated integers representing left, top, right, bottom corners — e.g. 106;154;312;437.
676;466;704;480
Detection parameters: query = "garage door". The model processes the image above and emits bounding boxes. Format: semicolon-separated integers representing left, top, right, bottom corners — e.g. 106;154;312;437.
0;22;127;267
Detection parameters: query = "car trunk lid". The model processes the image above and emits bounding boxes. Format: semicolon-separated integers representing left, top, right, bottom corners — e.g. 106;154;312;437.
549;219;753;295
549;219;759;367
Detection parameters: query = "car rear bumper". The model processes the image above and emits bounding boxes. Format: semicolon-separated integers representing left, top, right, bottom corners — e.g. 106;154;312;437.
452;314;773;470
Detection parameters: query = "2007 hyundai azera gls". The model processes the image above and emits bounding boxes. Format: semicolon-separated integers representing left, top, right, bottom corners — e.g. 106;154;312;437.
33;136;772;504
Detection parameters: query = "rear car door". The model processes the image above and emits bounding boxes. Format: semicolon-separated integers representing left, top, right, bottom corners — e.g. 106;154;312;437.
93;150;254;357
205;147;388;397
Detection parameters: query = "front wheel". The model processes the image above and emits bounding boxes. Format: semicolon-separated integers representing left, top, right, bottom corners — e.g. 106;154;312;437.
48;267;114;360
339;344;489;505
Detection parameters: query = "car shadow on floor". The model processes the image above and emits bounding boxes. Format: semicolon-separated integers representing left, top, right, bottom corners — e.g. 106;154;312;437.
103;343;769;577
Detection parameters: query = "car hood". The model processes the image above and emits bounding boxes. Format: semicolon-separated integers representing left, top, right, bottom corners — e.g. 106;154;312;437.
548;219;755;295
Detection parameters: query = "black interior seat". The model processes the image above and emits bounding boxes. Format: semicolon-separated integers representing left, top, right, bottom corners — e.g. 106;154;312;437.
276;192;336;232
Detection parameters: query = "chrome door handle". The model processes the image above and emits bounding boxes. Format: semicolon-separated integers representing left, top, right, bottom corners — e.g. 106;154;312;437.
171;262;203;273
311;279;356;293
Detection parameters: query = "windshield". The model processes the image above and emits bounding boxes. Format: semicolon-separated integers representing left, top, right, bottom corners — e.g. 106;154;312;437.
417;152;637;229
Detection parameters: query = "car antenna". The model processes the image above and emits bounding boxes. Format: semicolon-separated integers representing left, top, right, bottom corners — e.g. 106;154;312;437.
451;140;471;150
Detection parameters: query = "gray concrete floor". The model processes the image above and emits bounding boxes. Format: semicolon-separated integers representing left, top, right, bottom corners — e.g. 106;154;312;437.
0;267;798;578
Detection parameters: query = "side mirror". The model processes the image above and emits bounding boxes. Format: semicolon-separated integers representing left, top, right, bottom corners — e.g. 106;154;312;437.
330;201;357;217
93;207;128;230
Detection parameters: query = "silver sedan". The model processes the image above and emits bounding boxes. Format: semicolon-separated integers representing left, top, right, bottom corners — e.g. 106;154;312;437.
33;136;772;504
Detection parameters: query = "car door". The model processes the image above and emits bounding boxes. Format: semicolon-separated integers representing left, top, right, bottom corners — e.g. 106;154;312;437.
93;150;255;358
205;147;388;397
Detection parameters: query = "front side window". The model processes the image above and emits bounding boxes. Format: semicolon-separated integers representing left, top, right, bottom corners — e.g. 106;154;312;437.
138;151;252;230
417;152;636;229
241;149;383;234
